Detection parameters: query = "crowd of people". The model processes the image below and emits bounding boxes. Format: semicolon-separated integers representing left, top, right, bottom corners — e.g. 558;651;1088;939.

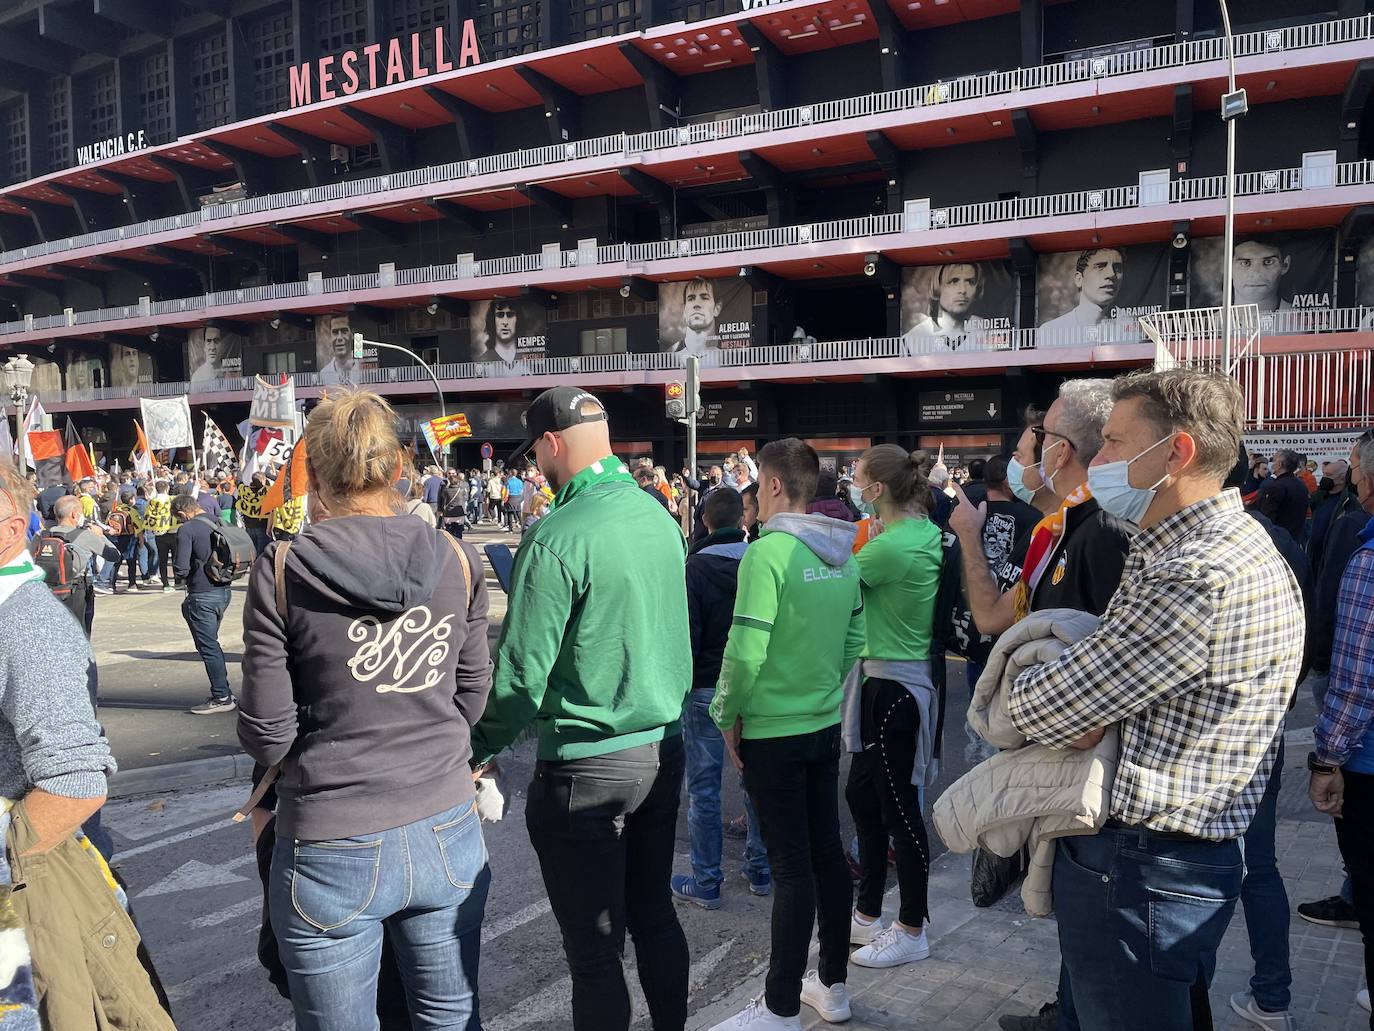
0;370;1370;1031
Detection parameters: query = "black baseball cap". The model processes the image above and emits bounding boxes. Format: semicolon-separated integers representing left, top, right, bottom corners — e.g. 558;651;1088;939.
509;386;607;463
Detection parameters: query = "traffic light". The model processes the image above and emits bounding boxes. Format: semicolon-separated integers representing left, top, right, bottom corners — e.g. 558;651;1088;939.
684;354;701;418
665;381;686;420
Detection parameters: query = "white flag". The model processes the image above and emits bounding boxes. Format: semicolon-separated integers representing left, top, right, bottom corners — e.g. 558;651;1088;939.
0;408;14;467
140;396;194;451
18;398;44;471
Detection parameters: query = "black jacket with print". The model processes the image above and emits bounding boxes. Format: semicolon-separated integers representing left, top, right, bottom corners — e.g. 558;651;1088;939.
238;514;491;841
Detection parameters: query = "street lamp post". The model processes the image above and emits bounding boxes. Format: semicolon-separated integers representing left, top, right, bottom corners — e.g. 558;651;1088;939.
354;335;449;471
1;355;35;450
1218;0;1249;374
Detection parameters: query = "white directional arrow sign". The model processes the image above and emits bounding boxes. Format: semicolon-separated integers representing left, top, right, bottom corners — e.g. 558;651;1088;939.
987;402;998;418
136;853;256;898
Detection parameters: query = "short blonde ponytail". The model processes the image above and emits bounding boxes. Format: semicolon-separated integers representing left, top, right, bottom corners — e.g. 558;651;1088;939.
304;390;403;508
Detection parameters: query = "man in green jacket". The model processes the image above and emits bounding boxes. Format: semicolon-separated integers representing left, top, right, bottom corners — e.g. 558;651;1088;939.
709;438;866;1031
470;386;692;1031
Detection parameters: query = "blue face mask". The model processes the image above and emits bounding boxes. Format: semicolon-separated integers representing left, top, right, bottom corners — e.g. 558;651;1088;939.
1087;435;1175;524
849;483;877;517
1006;456;1039;505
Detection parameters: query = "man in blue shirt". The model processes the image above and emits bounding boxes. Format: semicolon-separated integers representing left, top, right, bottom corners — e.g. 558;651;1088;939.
504;469;525;533
1310;431;1374;1025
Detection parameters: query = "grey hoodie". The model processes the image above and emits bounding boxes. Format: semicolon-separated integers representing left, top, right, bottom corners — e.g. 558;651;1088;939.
765;511;858;566
238;516;491;840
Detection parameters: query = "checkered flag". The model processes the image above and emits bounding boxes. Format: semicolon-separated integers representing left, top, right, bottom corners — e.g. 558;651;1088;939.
201;416;240;479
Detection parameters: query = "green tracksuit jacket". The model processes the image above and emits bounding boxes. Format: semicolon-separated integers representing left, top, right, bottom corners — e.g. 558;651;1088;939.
711;511;866;740
471;456;692;764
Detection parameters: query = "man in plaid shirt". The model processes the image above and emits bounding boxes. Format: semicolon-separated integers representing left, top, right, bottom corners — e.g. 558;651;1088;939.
1311;431;1374;1027
1008;369;1304;1029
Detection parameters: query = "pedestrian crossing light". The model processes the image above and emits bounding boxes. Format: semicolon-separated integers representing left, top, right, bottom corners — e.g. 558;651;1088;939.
353;332;366;360
666;381;686;420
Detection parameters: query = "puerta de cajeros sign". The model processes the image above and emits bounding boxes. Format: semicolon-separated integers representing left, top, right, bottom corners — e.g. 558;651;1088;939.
288;23;482;109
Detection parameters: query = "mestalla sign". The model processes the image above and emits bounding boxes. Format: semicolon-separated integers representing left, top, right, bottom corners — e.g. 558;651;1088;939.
288;23;481;109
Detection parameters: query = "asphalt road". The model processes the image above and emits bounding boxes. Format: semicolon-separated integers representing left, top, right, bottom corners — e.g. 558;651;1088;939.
92;524;985;1030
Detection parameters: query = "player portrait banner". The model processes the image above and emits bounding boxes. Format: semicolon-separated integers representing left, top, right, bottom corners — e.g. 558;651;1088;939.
315;312;378;387
1035;243;1168;345
657;276;753;358
469;297;549;364
249;376;297;429
900;261;1016;352
140;396;194;451
109;342;155;388
1190;230;1336;335
428;413;473;448
186;326;243;385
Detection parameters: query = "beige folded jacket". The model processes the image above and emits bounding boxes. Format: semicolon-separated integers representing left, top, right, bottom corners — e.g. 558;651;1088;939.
932;608;1119;917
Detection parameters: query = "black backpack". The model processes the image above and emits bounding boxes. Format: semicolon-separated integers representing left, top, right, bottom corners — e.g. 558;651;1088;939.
204;517;257;585
30;532;87;619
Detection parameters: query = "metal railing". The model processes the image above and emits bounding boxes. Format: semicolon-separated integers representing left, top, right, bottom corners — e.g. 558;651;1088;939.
0;14;1369;270
6;160;1374;335
35;305;1374;408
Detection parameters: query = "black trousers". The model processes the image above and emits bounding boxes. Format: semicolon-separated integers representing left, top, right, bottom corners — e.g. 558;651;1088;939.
526;737;689;1031
1335;769;1374;1031
155;533;177;588
846;677;931;928
741;724;853;1017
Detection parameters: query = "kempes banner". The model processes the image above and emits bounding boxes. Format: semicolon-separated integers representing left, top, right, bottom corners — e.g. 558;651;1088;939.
1036;244;1168;343
1190;230;1336;334
187;326;243;385
469;296;548;364
657;276;753;359
900;261;1016;351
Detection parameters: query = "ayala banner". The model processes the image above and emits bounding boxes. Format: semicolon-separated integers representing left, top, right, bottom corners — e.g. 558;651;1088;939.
288;23;481;108
657;276;754;360
899;261;1016;352
1035;244;1168;344
1190;230;1336;335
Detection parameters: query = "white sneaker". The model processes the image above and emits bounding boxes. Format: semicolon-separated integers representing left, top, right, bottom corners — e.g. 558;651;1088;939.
1359;988;1371;1013
800;971;851;1023
1229;991;1296;1029
850;912;883;946
851;923;930;968
708;993;801;1030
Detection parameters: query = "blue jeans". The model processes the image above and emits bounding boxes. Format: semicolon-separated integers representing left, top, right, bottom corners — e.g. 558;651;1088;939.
1054;824;1242;1030
1241;739;1291;1012
271;800;490;1031
683;690;768;890
140;532;158;579
181;588;231;700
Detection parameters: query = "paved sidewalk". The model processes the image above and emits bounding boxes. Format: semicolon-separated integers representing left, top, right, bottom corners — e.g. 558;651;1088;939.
690;758;1368;1030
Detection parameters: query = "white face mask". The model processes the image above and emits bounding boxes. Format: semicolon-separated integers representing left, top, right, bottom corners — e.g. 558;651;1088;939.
1087;435;1175;524
1038;439;1065;495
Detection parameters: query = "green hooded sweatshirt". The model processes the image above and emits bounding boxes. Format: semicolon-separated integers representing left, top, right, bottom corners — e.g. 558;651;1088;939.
471;456;692;764
711;512;866;740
